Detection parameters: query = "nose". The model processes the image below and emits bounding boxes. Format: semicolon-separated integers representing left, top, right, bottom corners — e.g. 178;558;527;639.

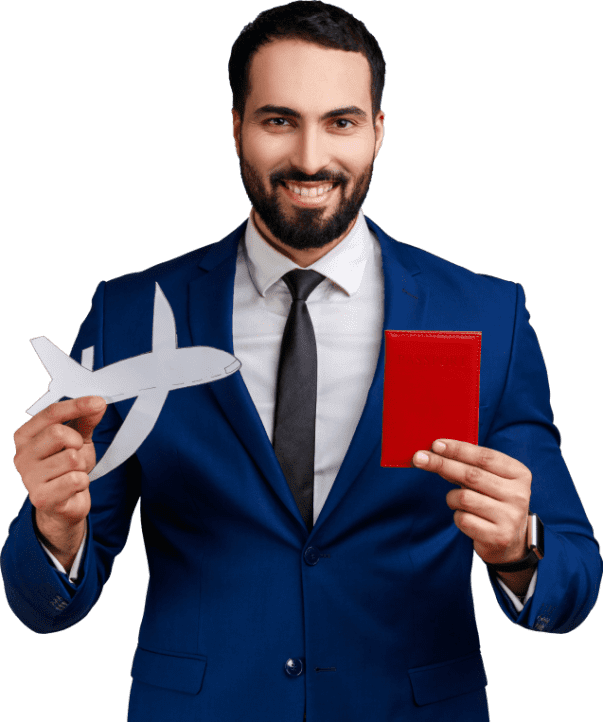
290;124;331;177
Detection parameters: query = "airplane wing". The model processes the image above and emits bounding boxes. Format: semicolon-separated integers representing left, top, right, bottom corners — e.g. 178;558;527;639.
152;283;178;351
88;387;169;481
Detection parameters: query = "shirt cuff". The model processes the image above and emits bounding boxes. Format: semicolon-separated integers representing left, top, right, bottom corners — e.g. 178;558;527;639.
39;520;87;584
496;567;538;613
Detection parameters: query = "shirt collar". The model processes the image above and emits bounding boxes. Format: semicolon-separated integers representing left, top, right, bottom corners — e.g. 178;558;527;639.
243;209;371;297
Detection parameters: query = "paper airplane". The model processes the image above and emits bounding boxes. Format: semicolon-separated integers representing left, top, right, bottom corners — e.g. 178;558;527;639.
27;282;241;481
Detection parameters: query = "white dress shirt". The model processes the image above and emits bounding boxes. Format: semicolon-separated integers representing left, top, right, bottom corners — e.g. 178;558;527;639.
40;209;536;610
233;209;383;524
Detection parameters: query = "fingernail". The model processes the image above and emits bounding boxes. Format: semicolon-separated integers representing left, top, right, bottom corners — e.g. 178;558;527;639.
89;397;105;410
433;440;446;452
415;452;429;465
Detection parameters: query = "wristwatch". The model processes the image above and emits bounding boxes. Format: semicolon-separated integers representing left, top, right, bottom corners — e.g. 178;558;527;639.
486;512;544;572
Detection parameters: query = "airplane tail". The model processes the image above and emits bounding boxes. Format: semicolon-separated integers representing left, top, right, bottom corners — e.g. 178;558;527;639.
27;390;64;416
26;337;90;416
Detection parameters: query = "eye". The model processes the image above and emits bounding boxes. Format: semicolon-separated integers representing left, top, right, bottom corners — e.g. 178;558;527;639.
265;117;291;127
333;119;353;129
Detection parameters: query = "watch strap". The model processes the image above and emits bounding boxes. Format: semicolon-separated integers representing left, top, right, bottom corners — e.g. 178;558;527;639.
487;548;541;572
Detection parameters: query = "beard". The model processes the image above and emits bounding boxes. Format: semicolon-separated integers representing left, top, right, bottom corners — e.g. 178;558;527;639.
238;148;374;251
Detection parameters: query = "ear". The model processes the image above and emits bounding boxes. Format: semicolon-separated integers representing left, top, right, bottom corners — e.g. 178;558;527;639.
373;110;385;159
232;108;241;158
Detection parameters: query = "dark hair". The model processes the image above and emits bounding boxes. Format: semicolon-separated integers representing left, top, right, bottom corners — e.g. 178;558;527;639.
228;1;386;122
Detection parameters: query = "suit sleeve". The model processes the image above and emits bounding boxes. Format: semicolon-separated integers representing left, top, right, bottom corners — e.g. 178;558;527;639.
483;283;602;632
1;281;141;633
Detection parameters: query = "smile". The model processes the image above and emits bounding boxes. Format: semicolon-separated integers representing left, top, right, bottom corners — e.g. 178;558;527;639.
279;181;339;205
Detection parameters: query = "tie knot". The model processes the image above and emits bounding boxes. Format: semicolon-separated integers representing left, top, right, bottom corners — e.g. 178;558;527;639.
282;269;325;302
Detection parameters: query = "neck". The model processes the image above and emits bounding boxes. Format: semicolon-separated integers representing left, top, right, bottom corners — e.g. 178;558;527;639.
251;209;358;268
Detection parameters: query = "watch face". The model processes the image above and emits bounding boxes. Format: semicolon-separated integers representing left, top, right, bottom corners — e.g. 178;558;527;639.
529;513;545;560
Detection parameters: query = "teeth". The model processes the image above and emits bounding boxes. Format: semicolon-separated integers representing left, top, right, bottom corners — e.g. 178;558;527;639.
315;184;332;195
285;182;334;197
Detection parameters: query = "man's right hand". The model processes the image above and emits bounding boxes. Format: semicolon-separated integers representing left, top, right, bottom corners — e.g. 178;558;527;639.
13;395;107;572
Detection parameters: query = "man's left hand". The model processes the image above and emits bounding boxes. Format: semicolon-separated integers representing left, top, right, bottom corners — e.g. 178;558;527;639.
413;439;532;566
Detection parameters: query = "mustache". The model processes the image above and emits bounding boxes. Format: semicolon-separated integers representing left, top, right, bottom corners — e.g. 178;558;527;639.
270;169;347;185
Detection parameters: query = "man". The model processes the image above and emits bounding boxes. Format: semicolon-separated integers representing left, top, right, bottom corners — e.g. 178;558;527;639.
2;2;601;721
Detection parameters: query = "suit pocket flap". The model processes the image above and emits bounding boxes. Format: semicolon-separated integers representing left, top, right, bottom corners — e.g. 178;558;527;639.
131;646;207;694
408;651;487;706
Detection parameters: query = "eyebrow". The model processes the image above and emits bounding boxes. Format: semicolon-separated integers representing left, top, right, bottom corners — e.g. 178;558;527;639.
252;104;368;121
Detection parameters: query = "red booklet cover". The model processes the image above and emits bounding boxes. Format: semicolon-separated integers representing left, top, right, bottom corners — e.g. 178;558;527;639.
381;331;481;467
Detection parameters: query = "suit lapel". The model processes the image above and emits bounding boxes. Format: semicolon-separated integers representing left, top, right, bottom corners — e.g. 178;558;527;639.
312;217;430;534
187;222;307;532
187;217;429;536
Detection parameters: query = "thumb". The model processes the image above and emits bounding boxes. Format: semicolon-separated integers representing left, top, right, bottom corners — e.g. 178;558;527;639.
67;396;107;442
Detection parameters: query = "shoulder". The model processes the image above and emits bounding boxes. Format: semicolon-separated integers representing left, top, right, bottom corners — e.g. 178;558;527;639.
101;221;247;306
410;242;516;298
368;217;520;312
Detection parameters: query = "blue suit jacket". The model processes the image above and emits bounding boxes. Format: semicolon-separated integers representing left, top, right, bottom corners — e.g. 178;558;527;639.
2;217;601;721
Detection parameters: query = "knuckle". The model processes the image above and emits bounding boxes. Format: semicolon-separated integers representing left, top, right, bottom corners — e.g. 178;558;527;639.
64;470;79;486
478;447;496;467
65;448;80;469
68;470;88;488
519;488;531;507
510;486;530;510
13;451;22;471
465;465;482;486
48;424;65;444
67;425;83;447
30;489;48;511
516;458;530;476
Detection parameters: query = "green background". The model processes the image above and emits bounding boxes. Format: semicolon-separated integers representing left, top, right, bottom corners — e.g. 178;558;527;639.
0;0;603;722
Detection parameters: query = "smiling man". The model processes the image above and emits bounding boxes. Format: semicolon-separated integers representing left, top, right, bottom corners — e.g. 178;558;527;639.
234;37;383;262
2;3;601;722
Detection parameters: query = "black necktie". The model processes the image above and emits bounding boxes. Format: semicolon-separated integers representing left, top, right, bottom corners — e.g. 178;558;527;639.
273;269;325;532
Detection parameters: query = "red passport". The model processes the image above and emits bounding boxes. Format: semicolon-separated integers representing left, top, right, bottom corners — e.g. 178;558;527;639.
381;331;481;467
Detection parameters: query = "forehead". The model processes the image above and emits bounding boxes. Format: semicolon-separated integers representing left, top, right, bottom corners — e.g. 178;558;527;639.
247;39;372;115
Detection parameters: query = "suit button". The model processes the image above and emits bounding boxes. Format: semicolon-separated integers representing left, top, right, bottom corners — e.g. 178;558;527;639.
304;546;320;565
284;658;304;677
